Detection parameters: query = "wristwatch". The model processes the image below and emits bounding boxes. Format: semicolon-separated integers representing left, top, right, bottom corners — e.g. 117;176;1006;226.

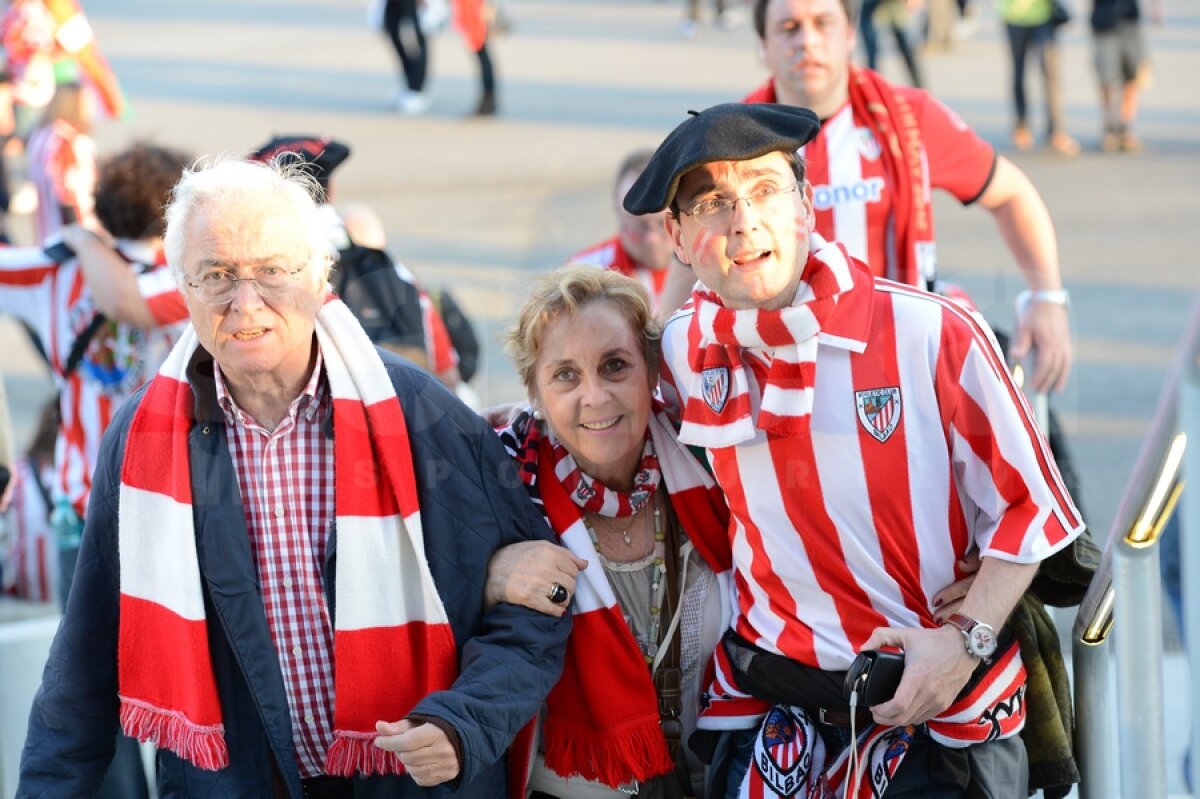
943;613;997;660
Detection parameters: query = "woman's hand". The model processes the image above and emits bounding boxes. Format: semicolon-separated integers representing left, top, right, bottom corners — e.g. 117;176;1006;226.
485;540;588;617
931;550;981;623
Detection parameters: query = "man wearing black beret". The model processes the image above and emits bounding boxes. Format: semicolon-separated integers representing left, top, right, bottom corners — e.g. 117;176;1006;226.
628;102;1085;798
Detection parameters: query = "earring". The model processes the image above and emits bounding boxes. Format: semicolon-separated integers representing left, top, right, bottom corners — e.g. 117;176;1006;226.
532;408;543;421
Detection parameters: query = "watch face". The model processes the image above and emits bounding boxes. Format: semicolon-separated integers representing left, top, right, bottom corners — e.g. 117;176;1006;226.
969;626;996;657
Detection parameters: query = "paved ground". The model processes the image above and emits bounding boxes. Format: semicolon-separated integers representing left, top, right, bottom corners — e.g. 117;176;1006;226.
0;0;1196;792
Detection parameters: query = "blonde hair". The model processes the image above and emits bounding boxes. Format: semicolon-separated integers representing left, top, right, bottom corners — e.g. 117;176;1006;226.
506;265;662;392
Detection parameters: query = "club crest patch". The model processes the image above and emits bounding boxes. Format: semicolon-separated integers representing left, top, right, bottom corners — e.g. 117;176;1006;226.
700;366;730;414
856;127;882;161
856;386;902;442
752;706;814;796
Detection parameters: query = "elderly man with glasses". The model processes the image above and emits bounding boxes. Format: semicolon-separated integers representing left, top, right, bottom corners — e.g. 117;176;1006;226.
18;157;569;799
625;103;1086;799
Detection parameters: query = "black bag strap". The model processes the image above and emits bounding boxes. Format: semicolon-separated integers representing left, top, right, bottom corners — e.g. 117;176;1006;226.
63;313;107;378
42;239;109;379
654;489;691;792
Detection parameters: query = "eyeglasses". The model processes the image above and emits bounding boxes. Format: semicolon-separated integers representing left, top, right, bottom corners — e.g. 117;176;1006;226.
679;182;801;230
186;265;306;305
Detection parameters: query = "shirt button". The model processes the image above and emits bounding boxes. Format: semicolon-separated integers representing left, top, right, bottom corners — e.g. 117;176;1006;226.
292;645;302;657
304;713;314;724
274;506;284;518
282;577;293;589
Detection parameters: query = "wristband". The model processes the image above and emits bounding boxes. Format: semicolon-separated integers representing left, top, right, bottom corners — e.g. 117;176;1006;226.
1029;288;1070;306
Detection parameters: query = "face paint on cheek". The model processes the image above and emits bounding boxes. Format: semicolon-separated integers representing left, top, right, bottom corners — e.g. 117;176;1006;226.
693;228;714;255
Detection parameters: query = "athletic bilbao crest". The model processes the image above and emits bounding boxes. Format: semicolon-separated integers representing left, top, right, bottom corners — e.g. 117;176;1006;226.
752;706;813;796
855;387;902;442
700;366;730;414
856;127;882;161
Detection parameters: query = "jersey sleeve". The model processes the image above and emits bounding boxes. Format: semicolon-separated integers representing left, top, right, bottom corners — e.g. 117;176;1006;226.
912;90;997;206
136;267;189;326
940;307;1084;563
0;246;58;340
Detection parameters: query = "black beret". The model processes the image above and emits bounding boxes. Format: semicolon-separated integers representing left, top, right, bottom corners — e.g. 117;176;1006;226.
249;135;351;199
622;103;820;216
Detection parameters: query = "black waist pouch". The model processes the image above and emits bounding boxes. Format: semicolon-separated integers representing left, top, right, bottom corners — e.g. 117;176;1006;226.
721;630;848;710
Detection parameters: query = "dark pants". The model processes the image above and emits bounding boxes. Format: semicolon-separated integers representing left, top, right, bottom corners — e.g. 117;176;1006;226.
860;0;923;88
1005;21;1066;134
384;0;428;92
475;40;496;96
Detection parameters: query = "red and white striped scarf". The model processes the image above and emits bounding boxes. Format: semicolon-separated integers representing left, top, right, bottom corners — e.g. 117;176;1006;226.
678;234;859;448
505;404;760;788
551;433;660;518
735;705;913;799
116;299;458;776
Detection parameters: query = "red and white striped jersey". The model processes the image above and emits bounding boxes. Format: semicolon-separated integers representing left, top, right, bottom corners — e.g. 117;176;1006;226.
0;242;188;516
570;235;669;312
802;96;993;281
660;278;1083;670
27;120;97;242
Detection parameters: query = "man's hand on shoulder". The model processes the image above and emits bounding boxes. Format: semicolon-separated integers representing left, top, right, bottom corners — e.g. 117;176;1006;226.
858;624;978;727
374;719;461;786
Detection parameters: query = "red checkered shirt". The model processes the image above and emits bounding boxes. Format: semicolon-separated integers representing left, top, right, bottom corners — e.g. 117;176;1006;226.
215;352;336;777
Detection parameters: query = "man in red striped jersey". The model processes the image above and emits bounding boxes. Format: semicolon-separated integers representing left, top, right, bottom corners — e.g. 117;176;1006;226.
569;148;679;315
624;103;1085;798
741;0;1071;395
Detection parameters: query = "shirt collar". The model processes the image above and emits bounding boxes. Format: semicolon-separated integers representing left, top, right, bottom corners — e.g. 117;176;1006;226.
214;347;327;429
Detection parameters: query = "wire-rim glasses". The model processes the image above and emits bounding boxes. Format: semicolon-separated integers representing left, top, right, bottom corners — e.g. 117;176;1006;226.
679;182;801;230
186;265;307;305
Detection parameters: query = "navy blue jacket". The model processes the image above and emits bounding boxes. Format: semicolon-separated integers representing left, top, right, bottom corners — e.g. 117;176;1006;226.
19;347;568;798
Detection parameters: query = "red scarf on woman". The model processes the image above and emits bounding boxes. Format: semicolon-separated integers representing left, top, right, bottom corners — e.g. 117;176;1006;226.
503;404;741;788
116;300;458;776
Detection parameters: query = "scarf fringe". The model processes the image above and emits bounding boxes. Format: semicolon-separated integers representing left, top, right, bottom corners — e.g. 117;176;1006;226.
119;699;229;771
541;715;676;788
325;732;406;777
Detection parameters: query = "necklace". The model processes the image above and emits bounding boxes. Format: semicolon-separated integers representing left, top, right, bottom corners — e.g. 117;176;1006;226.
585;492;666;664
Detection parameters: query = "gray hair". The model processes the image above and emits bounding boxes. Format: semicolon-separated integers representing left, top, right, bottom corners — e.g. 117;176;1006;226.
163;156;336;291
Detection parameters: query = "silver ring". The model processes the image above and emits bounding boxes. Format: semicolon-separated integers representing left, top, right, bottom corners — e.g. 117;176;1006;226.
547;582;569;606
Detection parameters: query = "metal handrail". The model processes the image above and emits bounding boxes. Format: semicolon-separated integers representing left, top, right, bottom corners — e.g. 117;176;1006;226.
1072;294;1200;798
1074;297;1199;645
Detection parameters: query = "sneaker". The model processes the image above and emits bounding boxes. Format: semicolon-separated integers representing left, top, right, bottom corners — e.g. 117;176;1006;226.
397;90;431;116
1012;126;1034;152
679;19;698;38
1120;130;1142;153
1101;126;1121;153
472;91;497;117
1048;132;1080;157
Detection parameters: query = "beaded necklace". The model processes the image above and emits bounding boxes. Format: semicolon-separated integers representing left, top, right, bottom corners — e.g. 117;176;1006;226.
585;492;667;664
